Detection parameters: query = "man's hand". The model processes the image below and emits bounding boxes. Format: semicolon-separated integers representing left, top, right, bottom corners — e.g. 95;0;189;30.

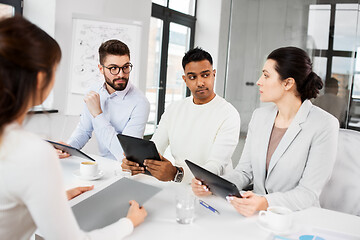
84;91;102;118
55;141;71;159
144;156;177;181
66;185;94;200
126;200;147;227
121;158;145;175
226;191;268;217
191;178;212;196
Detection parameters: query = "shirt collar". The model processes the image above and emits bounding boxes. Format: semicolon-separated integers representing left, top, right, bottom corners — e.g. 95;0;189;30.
190;94;218;107
100;82;132;100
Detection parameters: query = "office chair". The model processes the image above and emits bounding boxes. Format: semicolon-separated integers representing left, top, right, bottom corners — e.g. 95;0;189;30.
319;128;360;216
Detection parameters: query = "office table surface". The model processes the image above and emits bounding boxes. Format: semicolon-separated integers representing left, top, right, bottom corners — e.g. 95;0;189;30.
61;155;360;240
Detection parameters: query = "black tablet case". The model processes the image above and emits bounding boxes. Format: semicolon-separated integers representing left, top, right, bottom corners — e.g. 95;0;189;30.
185;159;241;199
47;140;96;161
117;134;161;175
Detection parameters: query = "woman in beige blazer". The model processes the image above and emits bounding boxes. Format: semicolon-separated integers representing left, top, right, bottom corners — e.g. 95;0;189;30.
191;47;339;216
0;16;146;239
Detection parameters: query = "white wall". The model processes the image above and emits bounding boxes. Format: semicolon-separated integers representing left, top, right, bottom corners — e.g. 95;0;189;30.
22;0;152;155
194;0;222;74
215;0;232;97
23;0;56;36
23;0;56;109
221;0;312;134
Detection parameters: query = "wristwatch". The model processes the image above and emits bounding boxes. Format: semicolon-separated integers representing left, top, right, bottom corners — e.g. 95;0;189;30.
173;166;184;183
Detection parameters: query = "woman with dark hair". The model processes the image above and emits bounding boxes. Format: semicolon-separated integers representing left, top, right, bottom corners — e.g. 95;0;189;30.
191;46;339;216
0;16;146;239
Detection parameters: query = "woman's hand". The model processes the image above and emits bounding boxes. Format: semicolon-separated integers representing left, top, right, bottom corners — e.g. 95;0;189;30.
226;191;268;217
66;186;94;200
191;178;212;196
126;200;147;227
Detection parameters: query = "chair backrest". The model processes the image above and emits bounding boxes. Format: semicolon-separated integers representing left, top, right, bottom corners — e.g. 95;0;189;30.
320;128;360;216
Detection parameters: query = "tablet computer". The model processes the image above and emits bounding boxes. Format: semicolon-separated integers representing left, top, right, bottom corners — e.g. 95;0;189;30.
72;177;162;231
117;134;161;175
185;159;241;199
47;140;96;162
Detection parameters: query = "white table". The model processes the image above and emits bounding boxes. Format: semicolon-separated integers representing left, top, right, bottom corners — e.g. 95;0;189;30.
61;155;360;240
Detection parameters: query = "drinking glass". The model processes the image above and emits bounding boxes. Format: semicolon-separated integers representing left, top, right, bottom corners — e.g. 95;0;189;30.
175;191;195;224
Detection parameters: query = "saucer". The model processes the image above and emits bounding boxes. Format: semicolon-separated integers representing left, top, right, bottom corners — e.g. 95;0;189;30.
256;219;293;235
73;169;104;181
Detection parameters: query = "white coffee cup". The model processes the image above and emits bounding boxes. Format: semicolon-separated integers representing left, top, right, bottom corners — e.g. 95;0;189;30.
80;161;98;177
258;206;292;232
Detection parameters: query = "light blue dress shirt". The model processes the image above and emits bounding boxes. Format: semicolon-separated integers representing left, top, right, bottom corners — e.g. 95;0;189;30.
67;82;150;160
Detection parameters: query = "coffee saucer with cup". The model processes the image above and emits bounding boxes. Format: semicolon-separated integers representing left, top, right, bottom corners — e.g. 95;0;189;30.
257;206;294;235
73;161;104;181
73;169;104;180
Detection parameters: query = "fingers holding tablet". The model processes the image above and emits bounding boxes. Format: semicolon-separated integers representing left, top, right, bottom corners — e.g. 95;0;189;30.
144;158;177;181
121;158;145;175
54;141;71;158
57;149;71;159
191;178;212;196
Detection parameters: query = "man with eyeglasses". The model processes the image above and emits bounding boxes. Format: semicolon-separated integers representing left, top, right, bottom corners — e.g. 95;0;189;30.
60;39;150;160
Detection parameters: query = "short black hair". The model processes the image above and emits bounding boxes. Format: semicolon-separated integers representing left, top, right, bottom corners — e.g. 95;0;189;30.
325;77;339;89
99;39;130;65
182;47;213;69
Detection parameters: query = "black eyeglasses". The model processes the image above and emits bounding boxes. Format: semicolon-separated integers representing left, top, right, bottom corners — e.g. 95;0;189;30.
102;63;133;75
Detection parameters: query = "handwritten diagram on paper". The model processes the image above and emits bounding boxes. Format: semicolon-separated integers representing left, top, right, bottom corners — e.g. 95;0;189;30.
70;17;141;94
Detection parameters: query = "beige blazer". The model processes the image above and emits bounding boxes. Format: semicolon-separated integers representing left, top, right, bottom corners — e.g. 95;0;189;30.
225;100;339;211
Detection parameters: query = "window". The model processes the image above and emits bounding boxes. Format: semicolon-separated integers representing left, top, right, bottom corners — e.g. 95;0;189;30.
0;3;14;18
145;0;196;135
307;5;331;50
0;0;22;16
308;1;360;129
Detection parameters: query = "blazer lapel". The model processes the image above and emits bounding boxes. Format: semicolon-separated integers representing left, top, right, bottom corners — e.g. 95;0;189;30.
266;100;313;179
257;107;278;188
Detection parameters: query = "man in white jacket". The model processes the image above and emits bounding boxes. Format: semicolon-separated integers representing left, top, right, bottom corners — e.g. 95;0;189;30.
122;47;240;183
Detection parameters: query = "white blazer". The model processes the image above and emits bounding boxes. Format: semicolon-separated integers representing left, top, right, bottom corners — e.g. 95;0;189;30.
225;100;339;211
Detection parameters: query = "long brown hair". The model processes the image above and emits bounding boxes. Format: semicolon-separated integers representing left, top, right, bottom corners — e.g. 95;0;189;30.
0;16;61;134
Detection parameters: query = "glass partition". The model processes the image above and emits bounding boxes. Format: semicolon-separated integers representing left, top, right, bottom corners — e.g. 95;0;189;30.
145;17;163;135
224;0;360;133
348;3;360;130
165;22;191;109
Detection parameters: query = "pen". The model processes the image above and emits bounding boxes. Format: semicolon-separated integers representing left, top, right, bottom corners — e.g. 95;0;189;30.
199;200;220;214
